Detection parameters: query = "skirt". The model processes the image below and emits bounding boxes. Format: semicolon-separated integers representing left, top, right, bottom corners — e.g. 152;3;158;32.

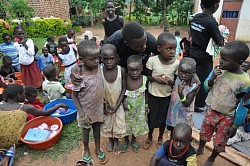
148;93;171;129
21;61;43;88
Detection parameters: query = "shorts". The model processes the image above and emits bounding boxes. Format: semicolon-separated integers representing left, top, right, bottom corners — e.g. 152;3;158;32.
200;108;233;152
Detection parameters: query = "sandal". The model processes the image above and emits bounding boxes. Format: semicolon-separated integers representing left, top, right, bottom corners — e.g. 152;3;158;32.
157;140;163;149
6;144;15;166
143;139;152;150
0;149;6;161
76;151;93;166
120;143;129;153
96;150;108;165
131;142;140;153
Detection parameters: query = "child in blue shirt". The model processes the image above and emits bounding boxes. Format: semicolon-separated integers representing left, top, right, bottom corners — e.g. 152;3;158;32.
41;47;54;66
34;45;44;72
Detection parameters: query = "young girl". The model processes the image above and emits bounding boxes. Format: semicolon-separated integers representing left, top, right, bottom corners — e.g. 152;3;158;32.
102;0;124;39
66;28;78;58
144;32;179;150
100;44;126;153
120;55;149;153
57;37;77;83
13;26;43;88
71;40;107;165
166;57;200;131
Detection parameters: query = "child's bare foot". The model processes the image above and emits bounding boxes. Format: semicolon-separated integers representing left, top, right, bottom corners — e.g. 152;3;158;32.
113;138;121;154
106;138;114;152
143;139;152;150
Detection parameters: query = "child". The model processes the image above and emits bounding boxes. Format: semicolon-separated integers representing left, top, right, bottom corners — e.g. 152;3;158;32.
241;60;250;74
144;32;179;150
71;40;107;165
120;55;149;153
66;28;78;58
0;56;17;80
34;45;45;72
166;57;200;131
0;33;20;71
180;31;191;58
175;29;182;57
149;123;197;166
43;65;66;102
196;41;250;166
41;47;55;66
13;26;43;88
102;0;124;39
100;44;126;153
57;37;77;83
24;85;44;121
45;36;57;56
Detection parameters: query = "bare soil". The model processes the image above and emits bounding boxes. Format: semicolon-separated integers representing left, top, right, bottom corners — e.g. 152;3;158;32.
15;26;237;166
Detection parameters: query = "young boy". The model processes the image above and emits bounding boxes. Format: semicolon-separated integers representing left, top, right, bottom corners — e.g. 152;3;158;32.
43;65;66;101
41;47;54;66
100;44;126;153
196;41;250;166
150;123;197;166
0;56;17;80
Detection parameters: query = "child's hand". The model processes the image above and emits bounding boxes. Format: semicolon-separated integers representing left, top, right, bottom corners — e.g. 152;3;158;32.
178;80;186;94
154;75;169;84
19;38;27;45
123;99;129;112
104;103;114;115
190;73;201;92
211;66;222;80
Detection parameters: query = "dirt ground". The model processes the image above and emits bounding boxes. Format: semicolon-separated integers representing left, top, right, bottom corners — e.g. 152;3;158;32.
15;26;237;166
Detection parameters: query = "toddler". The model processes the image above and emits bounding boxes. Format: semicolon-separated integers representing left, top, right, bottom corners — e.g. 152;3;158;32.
71;40;107;165
100;44;126;153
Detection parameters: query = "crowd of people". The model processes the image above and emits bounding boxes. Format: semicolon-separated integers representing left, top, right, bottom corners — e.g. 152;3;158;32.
0;0;250;166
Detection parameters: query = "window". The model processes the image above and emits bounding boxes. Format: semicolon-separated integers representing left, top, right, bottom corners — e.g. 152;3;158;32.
222;11;239;18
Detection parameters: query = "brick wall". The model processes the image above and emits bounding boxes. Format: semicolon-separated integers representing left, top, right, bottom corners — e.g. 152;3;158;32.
28;0;70;20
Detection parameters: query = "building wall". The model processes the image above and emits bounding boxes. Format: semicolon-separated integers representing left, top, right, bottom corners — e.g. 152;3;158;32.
235;0;250;42
28;0;70;20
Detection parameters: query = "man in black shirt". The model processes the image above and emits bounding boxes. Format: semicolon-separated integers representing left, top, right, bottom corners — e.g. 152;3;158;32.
103;21;158;74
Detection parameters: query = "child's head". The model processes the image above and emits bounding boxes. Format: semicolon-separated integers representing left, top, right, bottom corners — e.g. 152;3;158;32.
122;21;146;53
42;47;49;57
43;65;57;81
241;61;250;73
67;28;75;39
164;25;169;33
157;32;177;61
58;37;69;53
47;36;55;43
14;25;26;40
201;0;220;14
101;44;118;70
78;40;100;69
175;29;180;37
105;0;115;16
219;41;249;71
171;123;192;154
34;45;39;55
127;55;143;79
5;84;25;102
2;33;11;44
25;85;37;103
178;57;196;83
2;56;12;69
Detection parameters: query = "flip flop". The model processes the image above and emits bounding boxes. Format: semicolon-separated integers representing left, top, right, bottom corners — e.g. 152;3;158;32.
6;144;15;166
0;149;6;161
76;151;93;166
143;139;152;150
157;140;163;149
96;150;108;165
120;143;129;153
131;142;140;153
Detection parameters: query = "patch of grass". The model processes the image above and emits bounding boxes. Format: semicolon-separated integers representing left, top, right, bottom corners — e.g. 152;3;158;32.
32;38;46;54
15;120;82;163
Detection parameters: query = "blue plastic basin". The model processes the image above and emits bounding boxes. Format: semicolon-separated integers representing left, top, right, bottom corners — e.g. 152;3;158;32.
44;99;77;124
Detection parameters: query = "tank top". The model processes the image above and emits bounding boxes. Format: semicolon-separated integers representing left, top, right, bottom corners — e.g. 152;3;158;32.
101;66;122;107
104;15;122;37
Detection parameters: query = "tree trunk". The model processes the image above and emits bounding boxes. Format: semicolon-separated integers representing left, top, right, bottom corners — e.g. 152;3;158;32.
161;0;167;27
129;1;132;21
89;0;94;27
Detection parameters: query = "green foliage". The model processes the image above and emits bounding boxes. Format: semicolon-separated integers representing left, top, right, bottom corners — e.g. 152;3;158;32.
4;0;34;22
0;22;14;43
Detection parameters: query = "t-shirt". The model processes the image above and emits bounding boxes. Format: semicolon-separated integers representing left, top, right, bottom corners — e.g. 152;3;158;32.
103;30;158;71
14;39;35;65
190;13;223;60
41;53;54;66
0;42;19;66
155;140;197;166
103;15;123;38
204;71;250;116
146;56;179;97
42;80;66;101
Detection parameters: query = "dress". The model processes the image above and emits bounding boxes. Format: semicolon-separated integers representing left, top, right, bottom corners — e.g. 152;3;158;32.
166;77;196;128
58;45;77;83
71;65;104;128
125;76;149;137
0;110;27;148
100;66;126;138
